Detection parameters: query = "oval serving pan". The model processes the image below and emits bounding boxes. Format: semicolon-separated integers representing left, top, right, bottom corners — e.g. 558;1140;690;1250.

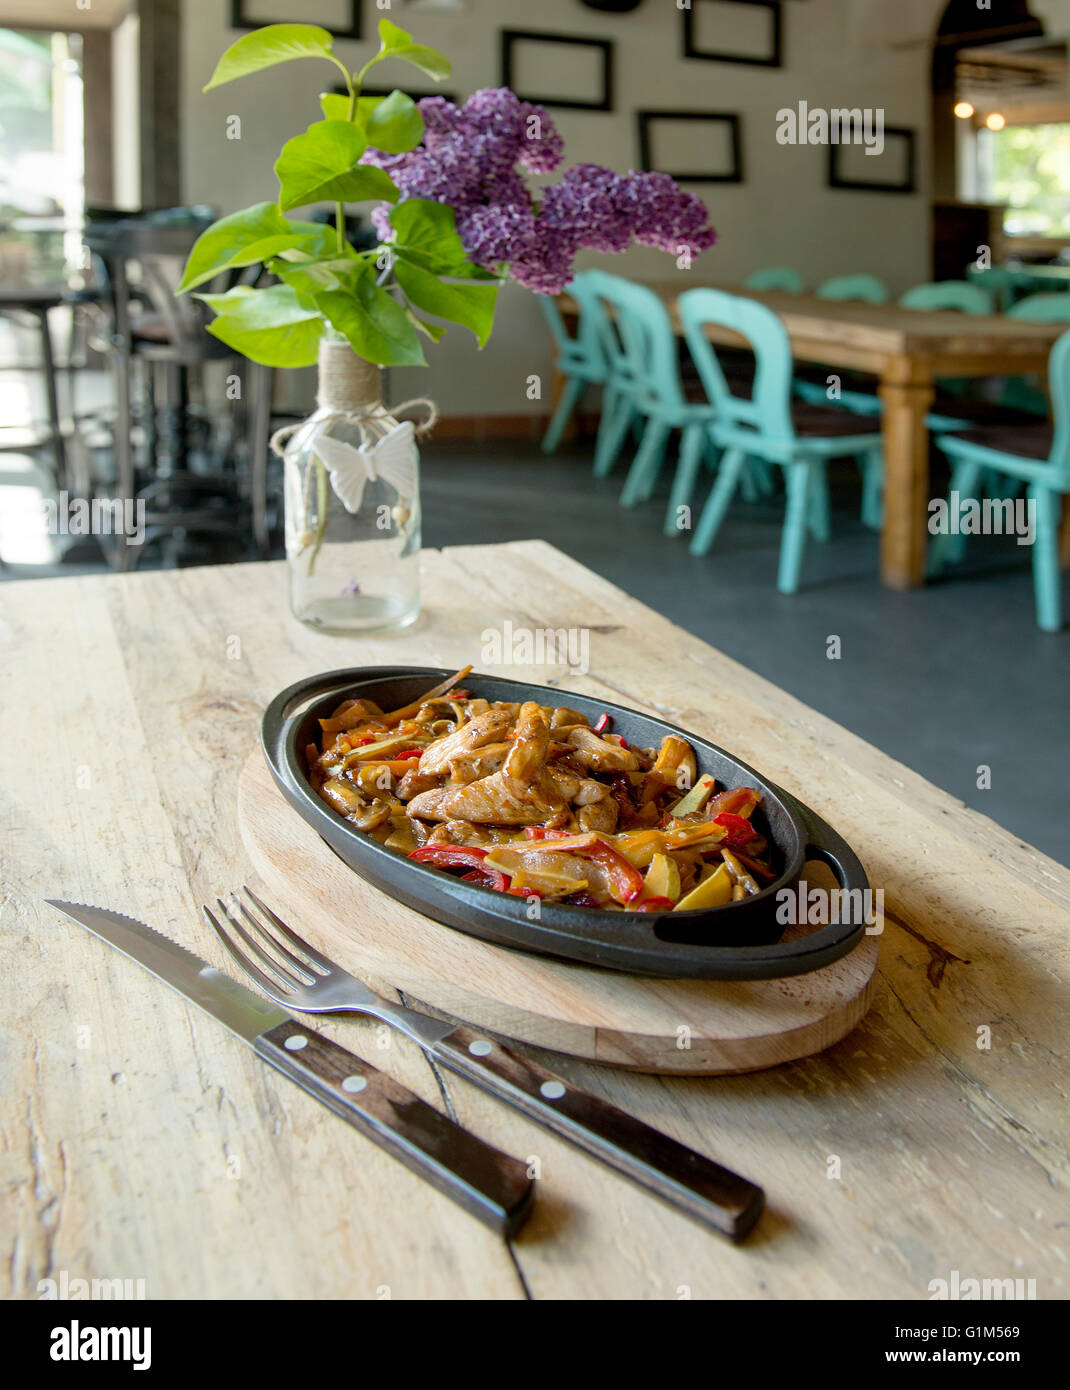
262;667;871;981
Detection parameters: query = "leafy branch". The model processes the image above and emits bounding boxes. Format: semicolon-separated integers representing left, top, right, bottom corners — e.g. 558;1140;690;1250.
179;20;498;369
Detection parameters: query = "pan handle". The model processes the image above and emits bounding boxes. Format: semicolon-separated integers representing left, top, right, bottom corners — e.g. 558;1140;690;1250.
800;804;869;896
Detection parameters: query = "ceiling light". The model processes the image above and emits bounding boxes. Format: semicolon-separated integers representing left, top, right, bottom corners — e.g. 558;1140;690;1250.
954;101;975;118
986;112;1006;130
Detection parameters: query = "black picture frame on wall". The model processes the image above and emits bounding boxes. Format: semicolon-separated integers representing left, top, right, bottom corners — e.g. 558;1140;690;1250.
500;29;615;112
230;0;362;41
827;126;917;194
637;110;743;184
683;0;782;68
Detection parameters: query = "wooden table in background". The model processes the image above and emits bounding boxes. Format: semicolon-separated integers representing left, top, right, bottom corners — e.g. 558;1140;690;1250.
560;285;1065;591
3;543;1068;1299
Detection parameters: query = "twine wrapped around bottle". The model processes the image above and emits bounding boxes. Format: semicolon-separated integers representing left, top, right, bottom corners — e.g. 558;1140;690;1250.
270;339;438;456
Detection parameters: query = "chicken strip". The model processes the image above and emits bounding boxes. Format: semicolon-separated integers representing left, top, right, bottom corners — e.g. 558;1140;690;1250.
503;701;550;789
444;741;511;785
417;709;512;776
439;770;551;826
567;725;639;773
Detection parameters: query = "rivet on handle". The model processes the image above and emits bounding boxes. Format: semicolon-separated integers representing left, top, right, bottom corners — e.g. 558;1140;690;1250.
283;1034;308;1051
468;1039;493;1057
341;1075;367;1094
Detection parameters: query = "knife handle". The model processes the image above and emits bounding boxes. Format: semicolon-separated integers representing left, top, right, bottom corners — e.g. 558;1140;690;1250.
432;1025;763;1242
255;1019;534;1237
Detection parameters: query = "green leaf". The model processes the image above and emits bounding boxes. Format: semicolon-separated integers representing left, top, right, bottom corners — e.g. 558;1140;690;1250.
196;283;324;367
368;18;451;82
312;267;426;367
204;24;334;92
405;307;447;344
319;91;351;122
177;203;328;293
395;260;497;347
364;90;424;154
273;255;364;307
275;120;399;210
388;199;495;279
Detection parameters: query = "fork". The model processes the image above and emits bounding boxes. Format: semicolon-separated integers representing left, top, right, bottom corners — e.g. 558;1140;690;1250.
204;887;765;1241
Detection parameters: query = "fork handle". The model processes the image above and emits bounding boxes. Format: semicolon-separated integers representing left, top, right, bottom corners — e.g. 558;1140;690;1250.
255;1019;534;1237
432;1025;764;1242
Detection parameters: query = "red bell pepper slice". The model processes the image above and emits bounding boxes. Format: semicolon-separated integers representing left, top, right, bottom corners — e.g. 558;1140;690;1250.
410;844;510;893
712;812;759;849
635;896;674;913
460;867;512;893
593;712;612;734
706;786;761;819
523;826;551;840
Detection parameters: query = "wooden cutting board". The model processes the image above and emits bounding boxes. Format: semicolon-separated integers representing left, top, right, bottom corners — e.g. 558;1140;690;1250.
238;750;879;1074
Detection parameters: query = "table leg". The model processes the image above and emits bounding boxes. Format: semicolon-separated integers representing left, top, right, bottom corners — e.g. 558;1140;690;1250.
877;359;934;589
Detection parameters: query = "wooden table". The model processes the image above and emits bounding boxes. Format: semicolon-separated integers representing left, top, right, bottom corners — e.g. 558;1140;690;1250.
4;543;1068;1299
562;284;1065;590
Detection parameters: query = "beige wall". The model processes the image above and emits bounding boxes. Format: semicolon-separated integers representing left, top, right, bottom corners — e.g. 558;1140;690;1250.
180;0;937;415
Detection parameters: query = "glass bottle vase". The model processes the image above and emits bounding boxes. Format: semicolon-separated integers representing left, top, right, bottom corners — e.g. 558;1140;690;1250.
281;341;422;633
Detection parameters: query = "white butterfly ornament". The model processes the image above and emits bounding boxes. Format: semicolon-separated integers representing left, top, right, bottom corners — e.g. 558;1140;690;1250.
311;420;418;520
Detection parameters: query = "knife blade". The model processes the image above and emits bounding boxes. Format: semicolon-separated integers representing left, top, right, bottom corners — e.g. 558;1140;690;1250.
46;900;534;1237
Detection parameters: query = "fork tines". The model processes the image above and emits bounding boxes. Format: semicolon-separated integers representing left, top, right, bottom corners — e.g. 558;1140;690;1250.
202;887;329;1001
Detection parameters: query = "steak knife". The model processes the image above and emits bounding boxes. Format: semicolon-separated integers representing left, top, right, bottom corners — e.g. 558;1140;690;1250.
47;900;534;1237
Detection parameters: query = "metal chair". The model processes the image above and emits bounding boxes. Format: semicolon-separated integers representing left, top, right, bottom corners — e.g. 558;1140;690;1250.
86;215;276;567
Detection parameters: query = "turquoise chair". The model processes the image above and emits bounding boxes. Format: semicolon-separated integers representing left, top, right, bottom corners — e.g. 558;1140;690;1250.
587;274;721;507
538;275;608;455
996;293;1070;419
966;265;1018;312
816;274;889;305
586;274;775;516
579;269;663;478
930;327;1070;631
743;267;805;294
679;288;884;593
898;280;995;315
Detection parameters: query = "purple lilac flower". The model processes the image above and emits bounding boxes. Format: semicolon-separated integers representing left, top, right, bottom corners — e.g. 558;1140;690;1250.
363;88;716;294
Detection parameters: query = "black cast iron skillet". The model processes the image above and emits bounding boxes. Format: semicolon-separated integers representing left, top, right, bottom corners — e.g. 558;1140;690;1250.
262;667;871;981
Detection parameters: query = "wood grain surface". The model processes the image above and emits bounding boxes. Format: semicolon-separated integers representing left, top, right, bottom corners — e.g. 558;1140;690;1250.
3;541;1068;1300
